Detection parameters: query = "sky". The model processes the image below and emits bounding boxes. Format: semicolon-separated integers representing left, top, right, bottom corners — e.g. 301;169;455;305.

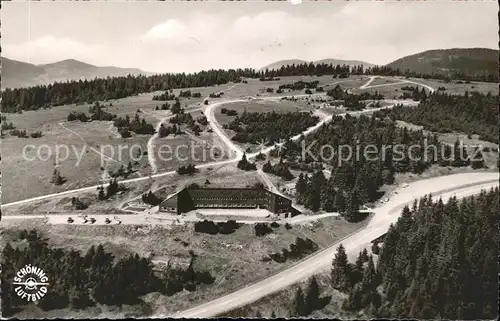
2;1;498;73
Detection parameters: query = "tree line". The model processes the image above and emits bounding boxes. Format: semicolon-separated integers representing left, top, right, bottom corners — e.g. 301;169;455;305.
3;60;496;113
282;114;481;220
330;187;499;319
278;80;319;91
227;110;319;145
364;65;498;83
272;188;498;318
2;69;256;113
1;231;212;315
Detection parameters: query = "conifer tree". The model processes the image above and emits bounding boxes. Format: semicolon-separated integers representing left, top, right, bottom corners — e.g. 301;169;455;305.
331;244;352;291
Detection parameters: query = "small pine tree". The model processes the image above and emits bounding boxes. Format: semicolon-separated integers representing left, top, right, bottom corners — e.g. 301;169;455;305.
97;185;106;200
305;276;321;315
294;287;307;316
51;168;65;185
470;147;485;169
331;244;352;292
361;248;369;262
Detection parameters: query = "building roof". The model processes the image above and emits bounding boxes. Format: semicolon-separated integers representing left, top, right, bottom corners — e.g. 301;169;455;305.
160;186;292;207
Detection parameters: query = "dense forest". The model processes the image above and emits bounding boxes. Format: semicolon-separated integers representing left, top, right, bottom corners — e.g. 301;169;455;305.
226;111;319;145
330;187;499;319
1;69;255;112
374;91;499;143
113;113;155;137
3;61;495;113
283;114;477;220
1;230;215;316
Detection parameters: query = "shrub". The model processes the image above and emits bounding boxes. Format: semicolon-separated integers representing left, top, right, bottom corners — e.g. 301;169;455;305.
255;223;273;236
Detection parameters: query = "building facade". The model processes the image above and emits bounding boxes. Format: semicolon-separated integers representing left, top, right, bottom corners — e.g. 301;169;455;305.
159;186;295;215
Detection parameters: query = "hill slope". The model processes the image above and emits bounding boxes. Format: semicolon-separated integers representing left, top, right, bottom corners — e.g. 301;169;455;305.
260;58;374;71
386;48;498;78
1;57;152;89
259;59;308;71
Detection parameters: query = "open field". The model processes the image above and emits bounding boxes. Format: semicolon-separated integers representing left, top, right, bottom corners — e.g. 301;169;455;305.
1;210;368;317
354;81;431;99
1;162;262;215
240;75;366;97
151;131;231;173
365;77;406;87
407;77;499;95
0;83;243;204
1;123;150;203
355;77;498;99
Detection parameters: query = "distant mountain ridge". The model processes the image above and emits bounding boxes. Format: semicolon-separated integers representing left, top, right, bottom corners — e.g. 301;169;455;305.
260;58;375;71
1;57;152;89
386;48;498;78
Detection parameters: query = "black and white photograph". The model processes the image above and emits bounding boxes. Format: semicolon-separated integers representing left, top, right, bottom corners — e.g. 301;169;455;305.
0;0;498;319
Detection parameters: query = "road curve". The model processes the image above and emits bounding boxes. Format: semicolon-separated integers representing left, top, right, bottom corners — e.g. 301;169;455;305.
359;76;377;89
169;172;498;318
204;99;246;160
361;76;435;94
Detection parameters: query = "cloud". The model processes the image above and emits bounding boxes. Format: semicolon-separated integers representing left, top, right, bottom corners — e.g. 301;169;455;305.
143;19;188;41
3;36;106;65
2;3;496;73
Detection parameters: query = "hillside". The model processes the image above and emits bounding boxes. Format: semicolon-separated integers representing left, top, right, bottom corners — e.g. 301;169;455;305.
386;48;498;78
260;59;308;71
1;57;152;89
260;58;374;71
